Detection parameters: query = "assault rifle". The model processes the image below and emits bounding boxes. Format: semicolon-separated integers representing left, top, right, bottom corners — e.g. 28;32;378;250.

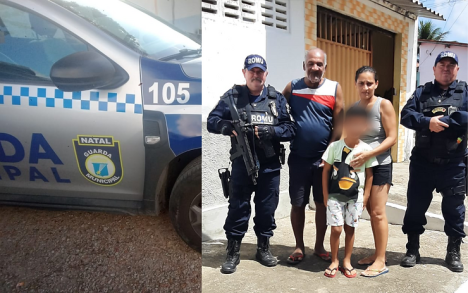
221;91;259;185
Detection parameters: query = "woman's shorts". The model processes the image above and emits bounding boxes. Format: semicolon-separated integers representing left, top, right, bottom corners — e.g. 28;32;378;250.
372;162;393;186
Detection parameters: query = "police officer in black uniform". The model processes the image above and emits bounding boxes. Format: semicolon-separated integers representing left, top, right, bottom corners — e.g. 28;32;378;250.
207;54;295;274
400;51;467;272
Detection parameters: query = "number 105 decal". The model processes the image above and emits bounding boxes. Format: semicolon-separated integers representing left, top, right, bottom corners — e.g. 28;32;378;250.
149;82;190;104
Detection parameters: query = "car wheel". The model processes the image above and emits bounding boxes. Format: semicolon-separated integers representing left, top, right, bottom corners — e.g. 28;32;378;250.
169;156;201;252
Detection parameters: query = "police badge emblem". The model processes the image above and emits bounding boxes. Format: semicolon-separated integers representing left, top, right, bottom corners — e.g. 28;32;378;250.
432;107;447;114
73;135;123;186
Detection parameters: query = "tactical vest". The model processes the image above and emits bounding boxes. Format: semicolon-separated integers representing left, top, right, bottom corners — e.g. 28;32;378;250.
329;146;360;201
228;84;281;163
415;81;467;158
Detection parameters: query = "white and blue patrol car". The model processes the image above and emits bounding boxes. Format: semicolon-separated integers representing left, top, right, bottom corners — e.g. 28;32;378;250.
0;0;201;250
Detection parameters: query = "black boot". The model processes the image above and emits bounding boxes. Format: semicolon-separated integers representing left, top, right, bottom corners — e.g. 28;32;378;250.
221;238;241;274
255;236;277;267
445;236;464;272
401;234;421;267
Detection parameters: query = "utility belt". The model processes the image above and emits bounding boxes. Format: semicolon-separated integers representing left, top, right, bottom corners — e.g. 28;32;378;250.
218;144;285;198
415;130;466;154
414;151;465;165
428;157;457;165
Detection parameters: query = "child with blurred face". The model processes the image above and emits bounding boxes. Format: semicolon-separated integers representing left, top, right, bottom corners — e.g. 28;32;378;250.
321;106;378;278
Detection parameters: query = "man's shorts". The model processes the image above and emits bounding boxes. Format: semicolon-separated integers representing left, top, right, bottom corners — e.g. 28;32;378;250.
288;153;324;206
372;162;393;186
326;198;364;227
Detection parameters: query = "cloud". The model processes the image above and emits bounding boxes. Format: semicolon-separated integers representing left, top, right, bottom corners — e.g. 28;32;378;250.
420;1;468;43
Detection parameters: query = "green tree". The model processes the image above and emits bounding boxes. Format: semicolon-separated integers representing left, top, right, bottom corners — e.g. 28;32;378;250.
418;20;448;41
418;20;449;55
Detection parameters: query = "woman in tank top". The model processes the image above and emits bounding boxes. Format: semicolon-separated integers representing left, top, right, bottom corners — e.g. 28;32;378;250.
350;66;397;277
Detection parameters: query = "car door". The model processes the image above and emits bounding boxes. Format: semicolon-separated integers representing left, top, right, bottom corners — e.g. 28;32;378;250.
0;2;145;206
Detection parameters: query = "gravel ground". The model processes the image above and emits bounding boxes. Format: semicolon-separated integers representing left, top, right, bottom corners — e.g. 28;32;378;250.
0;206;201;293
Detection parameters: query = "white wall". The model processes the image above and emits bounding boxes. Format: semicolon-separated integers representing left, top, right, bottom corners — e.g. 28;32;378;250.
202;0;305;240
202;0;305;120
407;20;418;98
403;18;419;161
419;43;468;84
265;2;306;99
129;0;201;38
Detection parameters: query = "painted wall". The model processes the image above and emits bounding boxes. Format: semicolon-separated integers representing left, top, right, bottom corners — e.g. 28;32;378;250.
403;18;419;161
202;0;305;240
419;43;468;84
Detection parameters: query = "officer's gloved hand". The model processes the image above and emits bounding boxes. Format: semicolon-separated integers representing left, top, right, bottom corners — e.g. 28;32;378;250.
256;125;276;140
245;126;254;138
218;120;235;136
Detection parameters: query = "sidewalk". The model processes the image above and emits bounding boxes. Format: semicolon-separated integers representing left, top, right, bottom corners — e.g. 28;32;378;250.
202;210;468;293
389;162;442;215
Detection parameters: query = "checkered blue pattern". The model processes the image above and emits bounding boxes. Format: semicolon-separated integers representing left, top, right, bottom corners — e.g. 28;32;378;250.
0;85;142;114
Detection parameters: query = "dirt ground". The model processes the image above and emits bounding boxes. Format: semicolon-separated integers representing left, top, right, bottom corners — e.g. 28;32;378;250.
0;206;201;293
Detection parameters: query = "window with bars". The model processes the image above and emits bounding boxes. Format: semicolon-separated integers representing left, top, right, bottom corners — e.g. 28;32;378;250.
317;7;372;51
261;0;288;30
202;0;289;31
201;0;218;14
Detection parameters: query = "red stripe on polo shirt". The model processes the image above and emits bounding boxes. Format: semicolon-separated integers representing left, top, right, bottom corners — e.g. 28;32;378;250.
293;93;335;110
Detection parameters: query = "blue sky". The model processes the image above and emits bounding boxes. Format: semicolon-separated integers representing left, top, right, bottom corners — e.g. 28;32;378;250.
419;0;468;43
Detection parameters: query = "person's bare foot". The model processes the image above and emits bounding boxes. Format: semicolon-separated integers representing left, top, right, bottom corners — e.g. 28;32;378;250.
342;259;353;270
366;259;386;272
340;260;357;278
358;254;376;265
292;247;304;255
324;260;339;278
314;245;327;255
287;247;305;264
358;255;387;265
314;246;331;261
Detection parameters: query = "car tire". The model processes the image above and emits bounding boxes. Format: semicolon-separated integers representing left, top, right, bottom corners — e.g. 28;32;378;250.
169;156;201;252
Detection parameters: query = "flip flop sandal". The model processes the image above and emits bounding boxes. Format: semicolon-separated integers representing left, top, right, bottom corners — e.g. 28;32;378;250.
287;252;305;265
324;267;338;278
339;266;357;278
314;251;331;261
360;267;389;278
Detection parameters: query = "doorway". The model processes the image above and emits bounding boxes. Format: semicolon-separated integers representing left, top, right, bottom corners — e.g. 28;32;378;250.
317;7;395;106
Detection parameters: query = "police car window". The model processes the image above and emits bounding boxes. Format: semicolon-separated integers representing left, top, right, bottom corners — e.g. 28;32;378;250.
51;0;200;62
0;3;88;83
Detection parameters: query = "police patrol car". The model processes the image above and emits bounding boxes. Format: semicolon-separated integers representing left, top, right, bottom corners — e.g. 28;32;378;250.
0;0;201;250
